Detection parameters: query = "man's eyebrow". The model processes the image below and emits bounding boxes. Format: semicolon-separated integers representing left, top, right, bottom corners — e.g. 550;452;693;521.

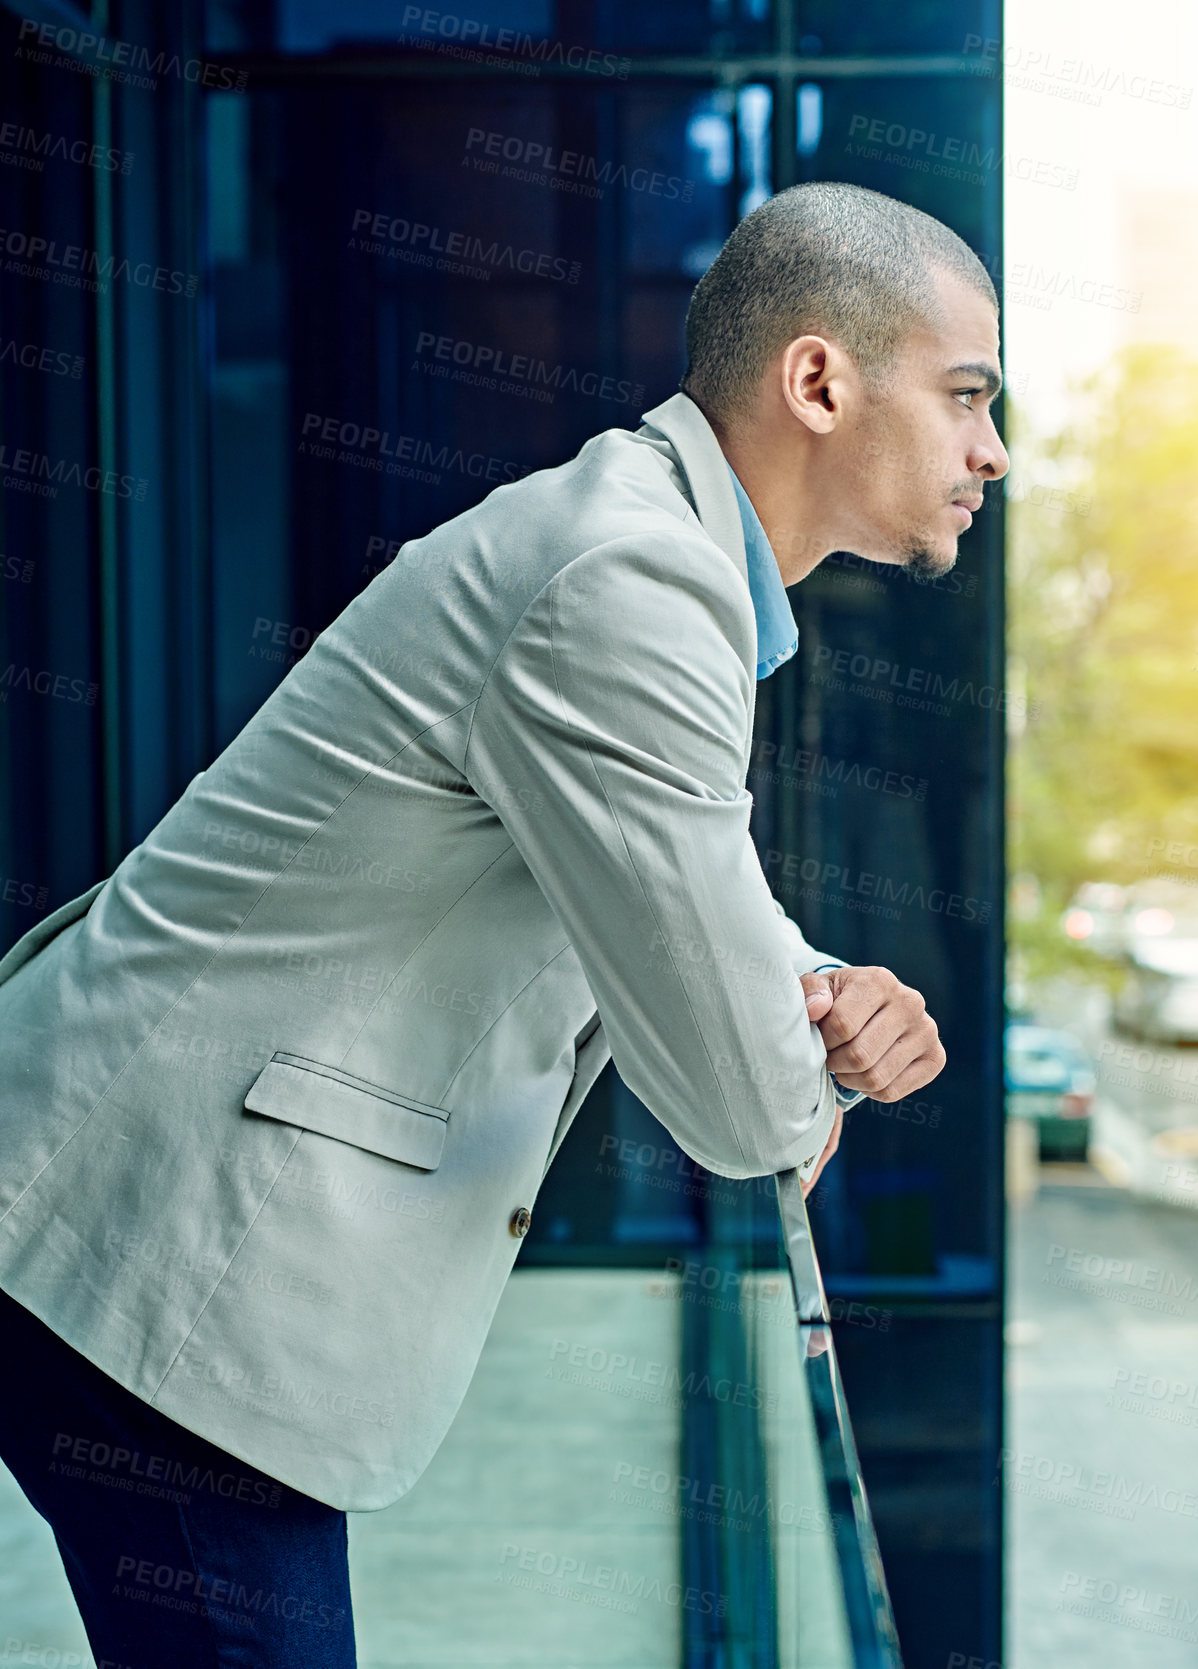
945;361;1003;398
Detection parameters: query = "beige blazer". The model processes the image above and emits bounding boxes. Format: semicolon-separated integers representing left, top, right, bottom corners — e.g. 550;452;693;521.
0;392;842;1510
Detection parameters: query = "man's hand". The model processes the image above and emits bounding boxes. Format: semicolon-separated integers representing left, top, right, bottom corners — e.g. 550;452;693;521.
800;965;946;1102
795;965;944;1197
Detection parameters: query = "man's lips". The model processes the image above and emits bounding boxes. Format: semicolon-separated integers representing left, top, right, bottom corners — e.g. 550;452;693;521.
952;495;984;513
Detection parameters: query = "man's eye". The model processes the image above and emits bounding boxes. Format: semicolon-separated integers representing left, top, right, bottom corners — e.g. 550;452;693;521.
953;387;984;408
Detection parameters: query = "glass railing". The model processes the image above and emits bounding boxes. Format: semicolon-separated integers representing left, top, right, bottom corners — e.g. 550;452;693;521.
343;1168;904;1668
775;1168;906;1669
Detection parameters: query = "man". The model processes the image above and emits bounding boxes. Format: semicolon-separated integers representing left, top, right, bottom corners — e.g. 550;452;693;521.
0;180;1006;1665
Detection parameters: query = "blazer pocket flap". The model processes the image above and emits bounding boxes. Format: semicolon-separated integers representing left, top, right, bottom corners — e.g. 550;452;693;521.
243;1052;449;1170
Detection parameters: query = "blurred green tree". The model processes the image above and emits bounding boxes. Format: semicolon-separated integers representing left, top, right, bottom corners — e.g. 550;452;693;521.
1007;342;1198;981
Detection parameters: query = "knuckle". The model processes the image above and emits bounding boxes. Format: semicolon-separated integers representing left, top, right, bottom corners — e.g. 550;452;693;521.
915;1052;945;1089
821;1013;853;1047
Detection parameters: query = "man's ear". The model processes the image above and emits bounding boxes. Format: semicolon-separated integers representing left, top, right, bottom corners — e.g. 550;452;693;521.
780;334;846;435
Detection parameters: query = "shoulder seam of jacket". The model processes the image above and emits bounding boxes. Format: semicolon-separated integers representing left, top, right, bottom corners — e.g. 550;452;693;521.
462;525;747;775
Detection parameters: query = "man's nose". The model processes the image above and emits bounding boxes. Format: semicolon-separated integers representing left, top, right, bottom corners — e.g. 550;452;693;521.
970;420;1010;481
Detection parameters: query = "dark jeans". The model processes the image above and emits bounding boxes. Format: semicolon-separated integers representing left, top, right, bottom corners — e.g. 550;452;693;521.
0;1284;357;1668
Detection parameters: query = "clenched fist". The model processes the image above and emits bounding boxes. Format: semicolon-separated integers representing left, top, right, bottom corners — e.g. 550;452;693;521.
795;965;945;1198
801;964;946;1102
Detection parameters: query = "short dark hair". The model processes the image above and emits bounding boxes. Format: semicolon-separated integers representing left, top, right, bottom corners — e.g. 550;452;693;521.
679;181;998;429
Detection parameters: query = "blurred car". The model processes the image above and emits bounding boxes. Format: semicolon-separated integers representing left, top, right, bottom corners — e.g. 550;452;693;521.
1113;938;1198;1043
1062;878;1198;964
1061;882;1128;957
1004;1022;1096;1162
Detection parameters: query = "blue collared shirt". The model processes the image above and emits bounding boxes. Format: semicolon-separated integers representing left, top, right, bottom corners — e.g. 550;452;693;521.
726;462;798;681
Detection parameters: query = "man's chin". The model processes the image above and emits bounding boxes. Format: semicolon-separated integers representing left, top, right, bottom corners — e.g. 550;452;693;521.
898;540;958;579
836;537;959;577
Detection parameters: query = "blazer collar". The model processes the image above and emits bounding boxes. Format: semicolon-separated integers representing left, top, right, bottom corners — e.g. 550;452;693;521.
636;392;748;589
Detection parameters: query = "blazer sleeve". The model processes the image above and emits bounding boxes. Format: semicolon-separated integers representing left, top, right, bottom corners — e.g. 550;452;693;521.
463;532;837;1180
768;894;848;978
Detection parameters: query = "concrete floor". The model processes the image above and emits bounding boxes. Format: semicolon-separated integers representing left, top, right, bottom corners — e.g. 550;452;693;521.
1005;1176;1198;1667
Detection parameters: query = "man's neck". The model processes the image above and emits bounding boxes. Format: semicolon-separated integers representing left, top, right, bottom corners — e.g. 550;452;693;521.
716;427;831;586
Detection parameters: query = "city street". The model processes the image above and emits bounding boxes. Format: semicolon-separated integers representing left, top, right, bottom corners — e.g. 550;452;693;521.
1006;978;1198;1666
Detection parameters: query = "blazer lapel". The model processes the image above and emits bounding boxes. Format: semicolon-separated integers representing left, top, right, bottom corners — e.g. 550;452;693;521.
636;392;749;591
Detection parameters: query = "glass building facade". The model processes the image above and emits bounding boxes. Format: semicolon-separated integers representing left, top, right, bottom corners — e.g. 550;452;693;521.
0;2;1004;1662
